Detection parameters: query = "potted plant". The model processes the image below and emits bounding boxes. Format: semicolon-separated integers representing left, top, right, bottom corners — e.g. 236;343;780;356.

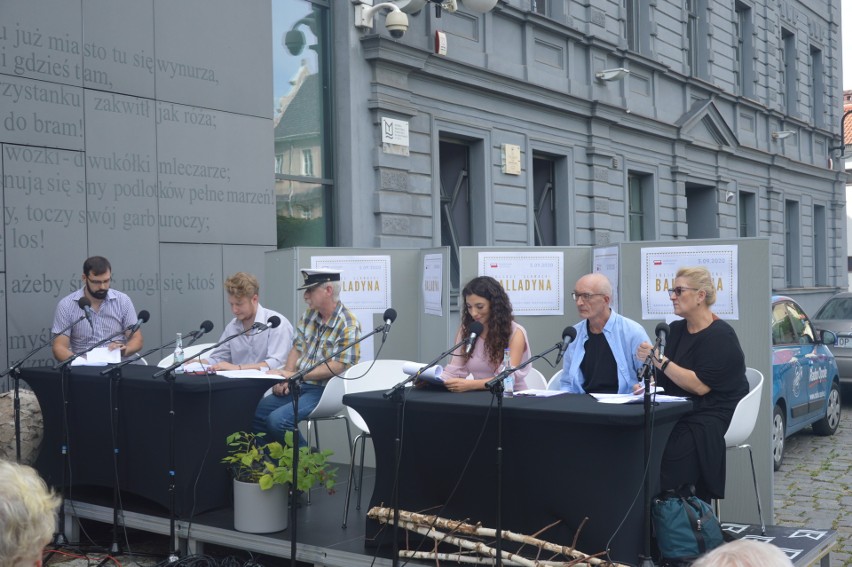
222;430;337;533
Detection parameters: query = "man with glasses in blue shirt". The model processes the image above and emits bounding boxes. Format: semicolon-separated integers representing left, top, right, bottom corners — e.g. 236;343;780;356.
559;272;648;394
51;256;143;362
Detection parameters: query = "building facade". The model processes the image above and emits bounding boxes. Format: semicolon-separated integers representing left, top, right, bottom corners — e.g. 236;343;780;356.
279;0;846;307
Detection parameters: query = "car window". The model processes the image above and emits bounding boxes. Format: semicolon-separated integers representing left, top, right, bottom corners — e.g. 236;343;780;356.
785;302;815;345
814;297;852;320
772;304;796;345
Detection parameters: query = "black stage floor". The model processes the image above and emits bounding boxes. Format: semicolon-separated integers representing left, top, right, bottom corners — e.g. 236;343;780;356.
61;465;432;567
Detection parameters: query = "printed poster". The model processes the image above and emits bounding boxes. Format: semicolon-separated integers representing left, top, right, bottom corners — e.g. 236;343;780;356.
478;251;563;316
423;253;443;316
639;245;739;320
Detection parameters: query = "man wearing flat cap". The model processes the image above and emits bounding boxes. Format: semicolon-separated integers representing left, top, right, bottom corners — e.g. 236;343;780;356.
253;268;361;446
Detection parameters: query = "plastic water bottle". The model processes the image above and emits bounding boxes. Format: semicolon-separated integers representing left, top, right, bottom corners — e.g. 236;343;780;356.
174;332;185;374
502;348;514;397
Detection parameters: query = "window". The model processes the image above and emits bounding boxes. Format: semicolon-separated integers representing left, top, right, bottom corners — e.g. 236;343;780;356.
530;0;546;16
626;0;639;51
814;204;826;285
810;46;824;127
439;140;473;293
627;172;654;240
685;182;718;238
738;190;756;237
785;200;800;286
734;2;753;97
274;0;333;248
686;0;706;76
781;28;796;115
533;155;556;246
301;149;314;177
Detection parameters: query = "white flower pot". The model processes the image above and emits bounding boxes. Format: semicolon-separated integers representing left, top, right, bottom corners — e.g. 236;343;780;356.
232;479;289;533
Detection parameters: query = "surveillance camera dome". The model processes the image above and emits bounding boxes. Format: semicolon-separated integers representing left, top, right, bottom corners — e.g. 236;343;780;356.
385;10;408;39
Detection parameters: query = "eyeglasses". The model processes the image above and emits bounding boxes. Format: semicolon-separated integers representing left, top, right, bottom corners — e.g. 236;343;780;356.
667;286;699;297
572;292;605;302
86;276;111;286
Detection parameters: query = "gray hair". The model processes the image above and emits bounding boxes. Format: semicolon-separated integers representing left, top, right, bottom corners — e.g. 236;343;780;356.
0;460;61;567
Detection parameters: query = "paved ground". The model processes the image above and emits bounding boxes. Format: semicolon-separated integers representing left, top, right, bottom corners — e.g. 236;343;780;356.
43;383;852;567
773;384;852;567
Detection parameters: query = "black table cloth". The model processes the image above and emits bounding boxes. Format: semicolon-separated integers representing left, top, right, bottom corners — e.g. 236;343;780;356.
344;389;692;565
22;365;273;517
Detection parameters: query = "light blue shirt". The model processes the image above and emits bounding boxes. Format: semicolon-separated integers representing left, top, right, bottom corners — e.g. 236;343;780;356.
560;310;649;394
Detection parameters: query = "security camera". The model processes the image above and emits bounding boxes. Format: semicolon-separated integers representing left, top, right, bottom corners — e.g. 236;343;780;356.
385;10;409;39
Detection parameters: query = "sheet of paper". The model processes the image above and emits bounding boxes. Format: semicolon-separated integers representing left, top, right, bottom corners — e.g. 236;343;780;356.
592;393;689;404
86;347;121;365
402;362;443;383
217;369;280;379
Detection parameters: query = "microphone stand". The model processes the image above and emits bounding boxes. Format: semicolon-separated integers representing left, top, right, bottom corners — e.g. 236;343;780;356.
484;343;562;567
151;323;271;563
277;321;389;567
0;315;84;462
637;345;660;567
381;334;476;567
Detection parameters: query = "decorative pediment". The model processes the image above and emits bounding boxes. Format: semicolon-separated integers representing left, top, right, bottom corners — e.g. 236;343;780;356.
674;98;739;150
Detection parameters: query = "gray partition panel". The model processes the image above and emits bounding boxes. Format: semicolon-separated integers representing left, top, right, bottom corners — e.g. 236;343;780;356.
418;247;451;364
0;1;83;88
0;74;85;150
158;243;224;363
264;247;452;466
459;246;593;382
0;277;7;374
155;104;272;244
616;237;773;525
222;244;276;318
153;0;271;117
4;145;86;369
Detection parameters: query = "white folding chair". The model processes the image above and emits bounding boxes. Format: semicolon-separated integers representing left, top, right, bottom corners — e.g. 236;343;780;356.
715;367;765;534
156;343;217;367
522;367;547;390
259;375;353;504
341;359;415;528
547;369;564;390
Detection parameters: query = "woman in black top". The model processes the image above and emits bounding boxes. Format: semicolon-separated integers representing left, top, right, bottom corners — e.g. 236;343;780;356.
637;266;748;503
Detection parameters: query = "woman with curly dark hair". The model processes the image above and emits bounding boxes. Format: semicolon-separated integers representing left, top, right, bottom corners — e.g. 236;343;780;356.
441;276;532;392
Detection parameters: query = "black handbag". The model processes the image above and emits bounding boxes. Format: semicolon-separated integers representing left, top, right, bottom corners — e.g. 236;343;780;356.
652;487;724;562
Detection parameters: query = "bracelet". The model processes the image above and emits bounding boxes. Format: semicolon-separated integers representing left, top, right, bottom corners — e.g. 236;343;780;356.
660;358;671;373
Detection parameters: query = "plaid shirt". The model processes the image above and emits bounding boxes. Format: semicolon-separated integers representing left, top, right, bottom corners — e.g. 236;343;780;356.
293;302;360;384
51;288;137;355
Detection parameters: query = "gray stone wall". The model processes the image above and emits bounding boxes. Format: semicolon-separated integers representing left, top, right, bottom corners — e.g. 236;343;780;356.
1;0;275;380
340;0;846;310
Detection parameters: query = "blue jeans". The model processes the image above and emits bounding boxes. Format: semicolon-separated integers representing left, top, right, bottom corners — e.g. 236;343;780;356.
252;383;324;447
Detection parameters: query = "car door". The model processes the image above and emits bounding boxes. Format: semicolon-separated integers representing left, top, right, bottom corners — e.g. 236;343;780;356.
772;301;808;431
784;301;832;425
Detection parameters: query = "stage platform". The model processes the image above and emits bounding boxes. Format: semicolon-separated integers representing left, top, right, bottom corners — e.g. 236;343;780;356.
57;466;837;567
60;466;430;567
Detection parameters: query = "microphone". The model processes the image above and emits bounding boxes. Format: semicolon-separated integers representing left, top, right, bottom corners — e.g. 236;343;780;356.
78;297;94;330
381;308;398;342
655;322;670;358
253;315;281;332
194;320;214;340
185;320;214;346
554;326;577;365
464;321;485;355
128;310;150;335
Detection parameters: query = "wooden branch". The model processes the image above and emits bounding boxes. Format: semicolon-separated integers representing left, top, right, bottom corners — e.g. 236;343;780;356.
368;507;625;567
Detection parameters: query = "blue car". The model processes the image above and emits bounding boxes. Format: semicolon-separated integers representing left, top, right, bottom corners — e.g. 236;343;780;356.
771;296;842;470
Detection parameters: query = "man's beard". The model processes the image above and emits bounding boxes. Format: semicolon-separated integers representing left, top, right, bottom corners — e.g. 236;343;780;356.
88;285;108;300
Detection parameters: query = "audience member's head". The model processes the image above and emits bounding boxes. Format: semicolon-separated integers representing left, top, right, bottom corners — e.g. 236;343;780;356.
0;460;60;567
691;539;794;567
